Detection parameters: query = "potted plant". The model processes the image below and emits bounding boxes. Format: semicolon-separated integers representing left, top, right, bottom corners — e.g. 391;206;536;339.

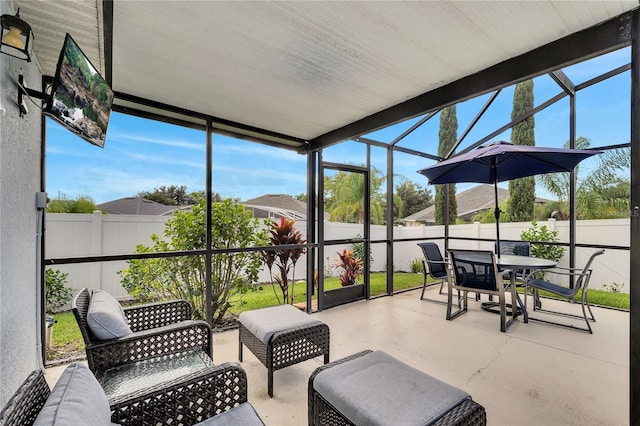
44;268;72;349
323;249;365;308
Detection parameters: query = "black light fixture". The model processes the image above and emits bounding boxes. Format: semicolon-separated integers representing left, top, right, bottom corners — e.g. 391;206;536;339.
1;8;34;62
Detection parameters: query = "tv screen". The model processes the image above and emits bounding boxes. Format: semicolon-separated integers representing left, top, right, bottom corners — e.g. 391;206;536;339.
45;33;114;148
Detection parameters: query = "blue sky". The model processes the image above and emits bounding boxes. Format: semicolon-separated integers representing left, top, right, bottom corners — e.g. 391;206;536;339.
46;48;631;205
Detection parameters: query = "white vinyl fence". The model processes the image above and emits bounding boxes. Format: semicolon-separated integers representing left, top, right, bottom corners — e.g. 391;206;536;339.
45;212;630;298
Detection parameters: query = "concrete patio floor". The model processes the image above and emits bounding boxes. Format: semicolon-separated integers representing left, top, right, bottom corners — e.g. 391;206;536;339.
45;287;629;425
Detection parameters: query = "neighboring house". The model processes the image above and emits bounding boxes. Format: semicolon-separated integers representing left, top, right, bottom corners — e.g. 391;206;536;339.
97;197;179;215
403;184;548;226
242;194;308;220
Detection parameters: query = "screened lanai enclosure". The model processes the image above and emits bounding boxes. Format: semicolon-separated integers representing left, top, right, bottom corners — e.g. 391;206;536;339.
0;1;638;423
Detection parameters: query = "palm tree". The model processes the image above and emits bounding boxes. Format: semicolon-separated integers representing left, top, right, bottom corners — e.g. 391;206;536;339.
324;167;385;224
537;137;630;219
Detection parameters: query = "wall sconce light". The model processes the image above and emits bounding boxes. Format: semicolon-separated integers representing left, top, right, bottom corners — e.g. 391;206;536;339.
1;8;34;62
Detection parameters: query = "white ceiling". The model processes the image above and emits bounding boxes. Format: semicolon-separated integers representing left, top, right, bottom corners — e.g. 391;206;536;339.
12;0;640;149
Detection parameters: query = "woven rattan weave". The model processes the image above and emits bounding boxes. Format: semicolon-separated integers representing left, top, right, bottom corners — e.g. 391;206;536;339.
0;363;250;426
239;320;330;397
0;370;50;426
109;362;249;425
72;288;212;373
308;350;487;426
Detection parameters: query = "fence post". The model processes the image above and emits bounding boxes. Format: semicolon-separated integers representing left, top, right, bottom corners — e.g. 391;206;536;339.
473;221;481;249
91;211;104;290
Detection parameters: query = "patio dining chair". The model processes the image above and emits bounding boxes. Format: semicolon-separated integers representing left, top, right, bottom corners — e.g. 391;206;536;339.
525;249;605;333
496;241;531;283
417;242;449;303
447;250;518;332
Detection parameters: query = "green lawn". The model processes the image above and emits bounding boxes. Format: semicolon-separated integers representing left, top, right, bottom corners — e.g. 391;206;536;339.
47;272;628;362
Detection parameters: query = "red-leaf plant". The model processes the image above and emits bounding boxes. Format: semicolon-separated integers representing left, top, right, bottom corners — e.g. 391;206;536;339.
336;249;363;287
263;217;306;304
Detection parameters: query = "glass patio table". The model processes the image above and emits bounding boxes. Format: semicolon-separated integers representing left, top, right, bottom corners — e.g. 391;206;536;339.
100;349;214;400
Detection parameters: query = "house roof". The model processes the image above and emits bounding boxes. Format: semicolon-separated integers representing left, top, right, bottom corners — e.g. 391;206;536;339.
97;197;177;215
242;194;308;220
13;1;639;151
404;184;509;224
405;184;550;224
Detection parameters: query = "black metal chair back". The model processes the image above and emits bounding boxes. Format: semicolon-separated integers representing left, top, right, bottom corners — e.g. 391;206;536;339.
418;242;447;279
496;241;530;257
449;250;498;291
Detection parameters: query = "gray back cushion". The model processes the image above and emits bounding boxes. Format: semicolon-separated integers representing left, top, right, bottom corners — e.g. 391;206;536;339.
87;290;133;340
34;362;114;426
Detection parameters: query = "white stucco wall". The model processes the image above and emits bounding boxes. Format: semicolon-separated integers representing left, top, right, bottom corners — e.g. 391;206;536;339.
0;0;43;407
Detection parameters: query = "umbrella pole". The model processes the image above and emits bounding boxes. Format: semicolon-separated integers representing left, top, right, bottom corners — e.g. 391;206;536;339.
493;162;501;258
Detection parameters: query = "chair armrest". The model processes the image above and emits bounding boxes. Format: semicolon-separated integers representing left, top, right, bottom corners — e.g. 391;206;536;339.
537;268;591;278
124;299;192;332
109;362;248;426
87;320;212;373
0;370;50;426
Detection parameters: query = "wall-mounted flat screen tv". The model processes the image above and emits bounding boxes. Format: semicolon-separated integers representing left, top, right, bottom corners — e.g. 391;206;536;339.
44;33;114;148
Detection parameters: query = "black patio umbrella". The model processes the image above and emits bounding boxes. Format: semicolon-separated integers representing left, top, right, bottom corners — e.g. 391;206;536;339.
417;141;601;256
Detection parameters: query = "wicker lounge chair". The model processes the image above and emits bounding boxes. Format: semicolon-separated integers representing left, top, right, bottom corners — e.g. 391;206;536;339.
72;288;212;374
239;304;330;397
308;350;486;426
0;362;263;426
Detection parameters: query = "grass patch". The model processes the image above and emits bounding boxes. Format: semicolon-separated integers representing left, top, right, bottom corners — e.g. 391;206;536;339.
47;311;84;361
229;272;423;313
534;288;630;310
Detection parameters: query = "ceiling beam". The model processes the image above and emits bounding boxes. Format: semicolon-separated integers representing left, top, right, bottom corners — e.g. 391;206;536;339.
308;10;633;151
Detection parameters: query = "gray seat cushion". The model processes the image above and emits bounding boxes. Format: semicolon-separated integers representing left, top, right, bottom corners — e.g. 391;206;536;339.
196;403;265;426
313;351;470;426
34;362;114;426
239;305;323;344
87;290;133;340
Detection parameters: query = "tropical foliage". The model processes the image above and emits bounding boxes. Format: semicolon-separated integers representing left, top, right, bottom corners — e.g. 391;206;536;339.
536;137;630;219
324;168;385;224
335;249;364;286
263;217;306;304
119;198;268;323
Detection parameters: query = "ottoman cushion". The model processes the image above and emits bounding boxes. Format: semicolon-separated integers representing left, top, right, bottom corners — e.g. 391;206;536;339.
313;351;470;426
239;305;323;344
196;403;264;425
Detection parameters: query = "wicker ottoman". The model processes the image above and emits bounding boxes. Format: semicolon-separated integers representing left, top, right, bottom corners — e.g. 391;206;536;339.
239;305;330;397
308;350;486;426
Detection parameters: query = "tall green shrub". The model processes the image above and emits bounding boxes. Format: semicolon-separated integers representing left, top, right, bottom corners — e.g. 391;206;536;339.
435;106;458;225
520;221;565;262
119;198;268;324
508;80;536;222
45;268;72;315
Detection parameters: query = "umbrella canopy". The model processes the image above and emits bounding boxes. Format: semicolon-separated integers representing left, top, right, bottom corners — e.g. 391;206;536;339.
418;141;600;185
417;141;602;255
